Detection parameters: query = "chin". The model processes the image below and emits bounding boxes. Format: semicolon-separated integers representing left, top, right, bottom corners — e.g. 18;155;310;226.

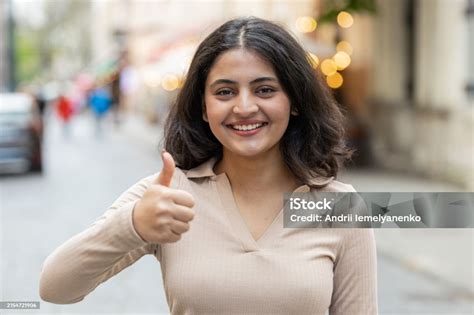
225;143;275;158
237;151;263;158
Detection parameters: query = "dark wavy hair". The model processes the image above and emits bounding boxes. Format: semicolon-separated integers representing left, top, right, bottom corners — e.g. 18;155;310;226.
163;17;352;184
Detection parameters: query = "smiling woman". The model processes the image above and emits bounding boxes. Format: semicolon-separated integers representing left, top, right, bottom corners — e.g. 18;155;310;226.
39;17;378;315
204;49;291;160
166;18;352;185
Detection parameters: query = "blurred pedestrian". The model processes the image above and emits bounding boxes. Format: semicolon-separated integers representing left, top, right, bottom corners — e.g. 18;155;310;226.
89;87;111;137
35;90;47;116
109;72;121;127
55;95;74;137
40;17;377;314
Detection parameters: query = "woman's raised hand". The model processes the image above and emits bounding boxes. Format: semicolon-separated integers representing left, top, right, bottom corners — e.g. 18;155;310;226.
132;151;195;244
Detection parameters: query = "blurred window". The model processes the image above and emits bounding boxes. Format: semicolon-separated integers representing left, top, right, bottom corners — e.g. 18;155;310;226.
0;112;32;125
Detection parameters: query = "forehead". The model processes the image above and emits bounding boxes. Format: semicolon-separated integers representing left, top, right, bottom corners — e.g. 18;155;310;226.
206;48;277;83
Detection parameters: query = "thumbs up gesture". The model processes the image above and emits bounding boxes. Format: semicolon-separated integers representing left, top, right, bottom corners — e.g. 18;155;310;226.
133;151;195;244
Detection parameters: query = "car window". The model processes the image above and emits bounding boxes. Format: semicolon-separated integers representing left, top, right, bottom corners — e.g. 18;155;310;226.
0;112;32;126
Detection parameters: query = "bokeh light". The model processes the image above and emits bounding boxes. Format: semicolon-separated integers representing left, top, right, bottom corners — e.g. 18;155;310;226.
326;72;343;89
296;16;317;33
161;74;179;91
336;41;354;55
333;51;351;70
337;11;354;28
321;59;337;76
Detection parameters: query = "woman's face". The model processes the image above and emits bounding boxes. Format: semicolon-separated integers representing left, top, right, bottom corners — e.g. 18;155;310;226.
204;48;291;159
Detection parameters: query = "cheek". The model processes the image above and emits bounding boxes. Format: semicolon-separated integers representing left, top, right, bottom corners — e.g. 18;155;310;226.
204;102;228;137
266;100;291;123
205;105;224;126
203;95;220;121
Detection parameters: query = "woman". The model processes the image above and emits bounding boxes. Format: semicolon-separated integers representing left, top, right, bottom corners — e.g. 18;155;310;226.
40;17;378;314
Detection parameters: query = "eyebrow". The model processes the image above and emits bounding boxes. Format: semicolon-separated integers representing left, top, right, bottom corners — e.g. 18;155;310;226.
209;77;278;88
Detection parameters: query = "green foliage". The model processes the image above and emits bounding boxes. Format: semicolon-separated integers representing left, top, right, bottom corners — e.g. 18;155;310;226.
15;30;40;83
318;0;377;24
12;0;92;85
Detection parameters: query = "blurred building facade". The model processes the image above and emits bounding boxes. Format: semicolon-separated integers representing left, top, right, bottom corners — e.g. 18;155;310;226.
371;0;474;190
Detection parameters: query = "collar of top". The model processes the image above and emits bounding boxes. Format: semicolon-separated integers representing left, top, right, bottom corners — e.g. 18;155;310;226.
184;156;334;189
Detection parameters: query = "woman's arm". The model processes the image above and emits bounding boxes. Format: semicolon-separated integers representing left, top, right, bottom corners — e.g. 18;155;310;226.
39;176;158;304
329;229;378;315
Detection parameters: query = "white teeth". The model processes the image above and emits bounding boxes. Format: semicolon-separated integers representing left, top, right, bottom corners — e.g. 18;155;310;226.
231;123;264;131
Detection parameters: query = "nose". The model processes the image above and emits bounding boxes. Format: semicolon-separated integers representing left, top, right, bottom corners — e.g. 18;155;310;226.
233;91;258;116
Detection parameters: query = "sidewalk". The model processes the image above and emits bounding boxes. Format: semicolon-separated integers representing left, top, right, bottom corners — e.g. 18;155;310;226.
340;170;473;296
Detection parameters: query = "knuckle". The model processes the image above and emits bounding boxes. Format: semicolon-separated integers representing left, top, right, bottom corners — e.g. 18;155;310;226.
182;223;190;232
156;216;171;227
169;234;181;243
187;194;196;207
187;209;195;221
155;201;169;212
149;185;162;195
155;185;170;198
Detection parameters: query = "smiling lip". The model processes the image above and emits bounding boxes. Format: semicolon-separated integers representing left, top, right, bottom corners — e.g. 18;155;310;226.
225;120;268;137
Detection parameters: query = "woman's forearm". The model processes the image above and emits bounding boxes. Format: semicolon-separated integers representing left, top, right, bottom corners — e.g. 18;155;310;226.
39;201;155;304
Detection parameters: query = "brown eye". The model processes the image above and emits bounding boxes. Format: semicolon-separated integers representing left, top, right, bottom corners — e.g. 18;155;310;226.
216;89;235;96
256;87;275;95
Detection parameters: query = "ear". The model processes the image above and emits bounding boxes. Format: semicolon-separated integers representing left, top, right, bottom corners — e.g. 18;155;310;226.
291;106;299;116
202;100;209;122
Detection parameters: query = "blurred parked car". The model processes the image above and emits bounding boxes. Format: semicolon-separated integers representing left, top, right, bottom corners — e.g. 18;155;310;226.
0;93;43;173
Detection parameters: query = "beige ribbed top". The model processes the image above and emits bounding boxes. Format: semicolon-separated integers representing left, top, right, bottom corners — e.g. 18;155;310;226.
39;158;378;314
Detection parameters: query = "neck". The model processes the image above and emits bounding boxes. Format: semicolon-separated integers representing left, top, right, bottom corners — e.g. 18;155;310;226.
214;149;300;194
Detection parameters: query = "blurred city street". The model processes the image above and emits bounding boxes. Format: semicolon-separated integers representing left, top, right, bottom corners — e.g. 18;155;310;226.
1;0;473;314
1;112;472;314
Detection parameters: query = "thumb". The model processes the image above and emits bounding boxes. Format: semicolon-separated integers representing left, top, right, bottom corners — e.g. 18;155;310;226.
155;151;176;187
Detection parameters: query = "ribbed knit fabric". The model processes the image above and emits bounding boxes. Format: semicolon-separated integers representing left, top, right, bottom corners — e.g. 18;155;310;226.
39;158;378;314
